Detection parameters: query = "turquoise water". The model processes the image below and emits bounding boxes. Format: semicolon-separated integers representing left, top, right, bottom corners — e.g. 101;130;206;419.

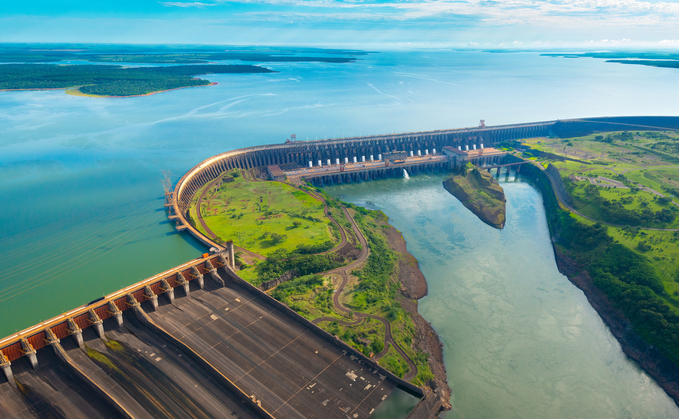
326;174;679;418
2;49;679;415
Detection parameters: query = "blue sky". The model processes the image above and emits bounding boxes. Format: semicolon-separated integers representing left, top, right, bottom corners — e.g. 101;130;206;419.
2;0;679;47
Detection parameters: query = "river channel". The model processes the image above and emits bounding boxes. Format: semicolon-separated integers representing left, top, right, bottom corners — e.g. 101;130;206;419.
326;173;679;418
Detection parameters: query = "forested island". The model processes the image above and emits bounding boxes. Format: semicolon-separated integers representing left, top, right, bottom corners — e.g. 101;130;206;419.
522;131;679;403
443;163;506;229
542;51;679;71
0;64;272;97
0;44;363;64
188;169;452;410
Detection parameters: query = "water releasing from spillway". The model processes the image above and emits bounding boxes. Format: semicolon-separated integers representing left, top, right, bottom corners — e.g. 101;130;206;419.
403;169;410;179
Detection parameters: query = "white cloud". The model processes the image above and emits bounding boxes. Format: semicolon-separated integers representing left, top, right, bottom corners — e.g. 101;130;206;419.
160;1;218;7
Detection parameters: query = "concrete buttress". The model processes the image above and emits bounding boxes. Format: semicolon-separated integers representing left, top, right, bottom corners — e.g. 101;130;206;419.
0;349;12;384
205;260;225;287
177;272;190;296
192;266;204;289
68;317;84;349
89;309;105;338
161;279;175;304
108;301;123;327
20;338;37;369
144;286;158;310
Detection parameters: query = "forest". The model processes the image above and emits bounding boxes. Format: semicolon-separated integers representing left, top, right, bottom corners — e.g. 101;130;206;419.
0;64;272;96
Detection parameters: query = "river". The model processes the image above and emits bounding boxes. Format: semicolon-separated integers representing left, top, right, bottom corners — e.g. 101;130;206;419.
2;48;679;416
327;173;679;418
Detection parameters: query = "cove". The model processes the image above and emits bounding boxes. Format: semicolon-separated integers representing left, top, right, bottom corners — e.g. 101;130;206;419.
326;173;679;418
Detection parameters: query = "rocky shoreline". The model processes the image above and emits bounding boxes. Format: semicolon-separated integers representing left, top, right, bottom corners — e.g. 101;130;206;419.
385;224;453;411
554;248;679;407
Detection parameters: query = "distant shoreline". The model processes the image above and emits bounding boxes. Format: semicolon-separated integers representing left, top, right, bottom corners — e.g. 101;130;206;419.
65;82;219;98
0;82;219;98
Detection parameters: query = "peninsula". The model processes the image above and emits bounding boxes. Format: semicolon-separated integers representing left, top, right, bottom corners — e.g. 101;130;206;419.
443;163;506;229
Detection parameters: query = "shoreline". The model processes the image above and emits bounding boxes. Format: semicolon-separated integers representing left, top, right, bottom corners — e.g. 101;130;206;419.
65;82;219;98
0;82;219;97
385;223;453;410
554;247;679;407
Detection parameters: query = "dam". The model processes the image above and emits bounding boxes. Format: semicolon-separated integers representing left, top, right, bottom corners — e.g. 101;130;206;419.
3;115;679;418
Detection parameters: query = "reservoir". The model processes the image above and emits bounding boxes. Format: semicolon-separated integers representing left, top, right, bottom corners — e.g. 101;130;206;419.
326;174;679;418
3;49;679;416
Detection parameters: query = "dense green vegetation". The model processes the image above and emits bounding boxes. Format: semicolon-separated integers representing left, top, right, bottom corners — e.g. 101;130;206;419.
0;64;272;96
0;45;362;64
253;249;344;286
523;158;679;366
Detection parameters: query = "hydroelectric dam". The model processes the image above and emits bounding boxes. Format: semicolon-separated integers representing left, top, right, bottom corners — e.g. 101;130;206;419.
2;116;679;419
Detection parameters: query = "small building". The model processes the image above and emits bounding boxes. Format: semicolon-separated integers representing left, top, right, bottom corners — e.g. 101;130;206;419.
267;165;286;182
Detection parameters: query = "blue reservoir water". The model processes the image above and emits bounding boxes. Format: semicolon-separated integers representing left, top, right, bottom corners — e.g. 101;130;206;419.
2;49;679;416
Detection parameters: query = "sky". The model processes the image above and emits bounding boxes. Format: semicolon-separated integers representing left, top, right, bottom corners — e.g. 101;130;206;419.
3;0;679;48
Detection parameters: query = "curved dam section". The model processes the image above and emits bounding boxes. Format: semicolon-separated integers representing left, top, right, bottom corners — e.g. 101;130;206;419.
170;116;679;245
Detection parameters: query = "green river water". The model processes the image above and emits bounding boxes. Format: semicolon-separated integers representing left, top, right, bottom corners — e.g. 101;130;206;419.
327;172;679;418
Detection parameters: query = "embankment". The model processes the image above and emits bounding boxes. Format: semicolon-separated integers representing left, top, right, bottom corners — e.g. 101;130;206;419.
385;223;452;411
520;162;679;407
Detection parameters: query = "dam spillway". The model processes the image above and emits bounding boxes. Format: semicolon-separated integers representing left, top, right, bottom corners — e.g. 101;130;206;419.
0;248;421;419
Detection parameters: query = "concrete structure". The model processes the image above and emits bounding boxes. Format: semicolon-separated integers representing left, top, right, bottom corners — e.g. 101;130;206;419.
0;251;419;418
170;116;679;237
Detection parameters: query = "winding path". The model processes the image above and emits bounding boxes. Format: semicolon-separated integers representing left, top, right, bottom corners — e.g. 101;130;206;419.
196;173;418;381
312;206;418;381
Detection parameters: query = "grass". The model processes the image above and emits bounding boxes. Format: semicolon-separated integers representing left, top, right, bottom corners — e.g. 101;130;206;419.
190;172;337;256
379;346;410;379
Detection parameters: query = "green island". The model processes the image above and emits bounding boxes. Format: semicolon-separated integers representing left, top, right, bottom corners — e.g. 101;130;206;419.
442;163;506;229
0;44;363;64
518;130;679;400
542;52;679;71
0;64;273;97
188;168;451;407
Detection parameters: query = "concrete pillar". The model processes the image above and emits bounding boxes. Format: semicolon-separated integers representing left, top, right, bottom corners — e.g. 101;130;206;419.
473;144;477;150
370;155;374;161
417;150;421;156
361;156;365;162
335;158;340;165
20;338;37;369
410;150;414;157
126;293;140;309
88;309;104;338
327;159;331;166
458;146;462;150
344;157;348;164
0;350;13;383
465;145;469;151
67;318;83;349
378;154;382;160
480;143;484;149
309;161;312;168
318;160;322;167
425;149;429;155
353;156;357;163
192;266;204;289
433;148;437;154
177;272;190;296
206;260;225;287
108;301;123;327
161;279;175;304
144;286;158;311
227;240;235;269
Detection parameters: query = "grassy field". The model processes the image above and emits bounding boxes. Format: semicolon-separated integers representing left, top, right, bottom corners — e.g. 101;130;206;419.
190;172;336;256
522;130;679;330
